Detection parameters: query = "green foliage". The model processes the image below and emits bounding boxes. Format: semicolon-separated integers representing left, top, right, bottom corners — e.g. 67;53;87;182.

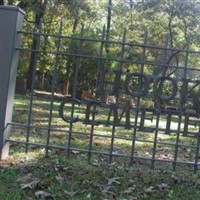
8;0;200;94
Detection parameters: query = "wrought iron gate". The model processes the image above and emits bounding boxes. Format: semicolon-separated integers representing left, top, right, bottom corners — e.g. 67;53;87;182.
8;20;200;172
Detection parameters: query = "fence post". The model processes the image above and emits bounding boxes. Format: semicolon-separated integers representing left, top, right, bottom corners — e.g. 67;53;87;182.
0;6;25;159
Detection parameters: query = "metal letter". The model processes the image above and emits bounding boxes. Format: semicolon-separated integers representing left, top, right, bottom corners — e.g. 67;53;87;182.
125;73;149;97
59;98;80;123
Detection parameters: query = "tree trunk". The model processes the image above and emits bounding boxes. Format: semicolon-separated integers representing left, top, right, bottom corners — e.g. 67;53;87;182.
26;33;39;90
26;0;47;91
105;0;112;56
37;71;45;90
62;71;70;96
62;13;79;96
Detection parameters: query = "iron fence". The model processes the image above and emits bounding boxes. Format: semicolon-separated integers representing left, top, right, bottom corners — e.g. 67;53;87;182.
9;20;200;172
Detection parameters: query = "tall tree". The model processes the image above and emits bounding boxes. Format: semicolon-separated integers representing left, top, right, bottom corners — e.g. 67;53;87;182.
135;0;200;73
105;0;112;56
10;0;200;96
59;0;100;95
21;0;48;90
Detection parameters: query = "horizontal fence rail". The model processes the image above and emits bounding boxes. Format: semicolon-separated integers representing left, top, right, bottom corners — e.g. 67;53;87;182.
10;21;200;172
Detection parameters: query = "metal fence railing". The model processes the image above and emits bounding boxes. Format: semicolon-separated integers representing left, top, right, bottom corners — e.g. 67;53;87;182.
9;20;200;171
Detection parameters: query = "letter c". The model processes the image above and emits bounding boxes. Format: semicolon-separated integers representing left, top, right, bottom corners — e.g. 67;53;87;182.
59;98;80;123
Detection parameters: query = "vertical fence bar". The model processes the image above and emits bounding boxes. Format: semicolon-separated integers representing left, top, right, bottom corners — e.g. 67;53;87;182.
87;104;96;162
95;25;105;93
161;35;169;76
67;27;83;156
138;31;147;130
173;38;190;171
194;126;200;172
151;35;169;168
183;37;190;82
88;26;106;162
72;26;84;99
129;30;147;166
129;104;139;166
25;19;42;153
140;29;148;72
151;114;160;168
45;21;63;156
165;113;172;134
109;29;126;164
0;6;25;159
173;115;182;171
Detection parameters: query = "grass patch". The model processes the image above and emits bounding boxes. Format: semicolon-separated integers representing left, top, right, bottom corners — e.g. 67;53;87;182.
1;92;200;199
10;93;200;165
0;150;200;199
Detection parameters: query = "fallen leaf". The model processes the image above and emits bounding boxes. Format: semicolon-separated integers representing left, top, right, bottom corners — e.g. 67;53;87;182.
101;189;116;197
86;193;92;199
124;187;136;194
144;186;154;194
92;159;101;167
108;177;120;185
16;174;33;183
35;191;51;199
64;190;77;197
168;190;174;198
22;179;40;190
54;164;63;172
71;150;80;154
171;173;179;183
24;197;34;200
157;183;170;190
17;174;40;190
63;167;69;171
21;183;32;190
55;175;64;182
109;162;117;167
54;159;62;172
